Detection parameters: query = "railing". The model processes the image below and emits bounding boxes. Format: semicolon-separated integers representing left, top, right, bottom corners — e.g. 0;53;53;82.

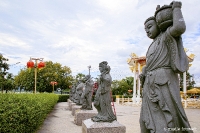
182;99;200;108
116;97;133;104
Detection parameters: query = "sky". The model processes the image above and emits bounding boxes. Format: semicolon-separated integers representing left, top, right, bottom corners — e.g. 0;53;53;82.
1;0;200;86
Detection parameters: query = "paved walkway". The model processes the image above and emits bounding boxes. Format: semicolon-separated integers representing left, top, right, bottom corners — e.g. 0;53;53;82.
37;102;200;133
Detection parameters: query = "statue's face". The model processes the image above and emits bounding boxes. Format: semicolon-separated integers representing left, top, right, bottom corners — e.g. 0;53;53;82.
145;20;160;39
99;66;104;73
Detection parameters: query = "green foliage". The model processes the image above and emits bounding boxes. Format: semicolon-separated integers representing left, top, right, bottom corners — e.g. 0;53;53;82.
57;94;69;102
14;61;74;92
0;54;9;93
111;95;116;102
0;93;58;133
117;95;133;98
179;72;195;90
75;73;86;81
0;53;9;76
3;73;15;93
111;76;133;95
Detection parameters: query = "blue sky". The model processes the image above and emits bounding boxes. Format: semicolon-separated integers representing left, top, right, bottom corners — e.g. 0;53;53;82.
1;0;200;86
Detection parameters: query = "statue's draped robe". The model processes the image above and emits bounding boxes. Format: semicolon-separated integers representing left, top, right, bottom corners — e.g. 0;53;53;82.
74;83;84;105
140;29;193;133
70;85;76;101
81;79;94;109
92;73;116;122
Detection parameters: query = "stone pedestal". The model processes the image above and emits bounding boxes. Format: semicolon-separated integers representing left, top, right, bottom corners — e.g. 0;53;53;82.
69;102;76;111
82;119;126;133
71;105;81;116
74;110;97;126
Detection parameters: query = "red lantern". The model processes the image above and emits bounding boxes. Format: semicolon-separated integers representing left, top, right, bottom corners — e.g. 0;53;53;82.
27;60;34;68
51;81;57;85
128;90;132;93
38;61;45;69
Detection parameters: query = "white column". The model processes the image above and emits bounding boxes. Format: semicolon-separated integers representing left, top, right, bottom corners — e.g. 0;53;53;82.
136;63;141;103
183;71;187;108
132;67;136;103
183;72;187;94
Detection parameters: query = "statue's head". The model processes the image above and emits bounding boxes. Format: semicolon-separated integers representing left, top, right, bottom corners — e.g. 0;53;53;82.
144;16;160;39
155;5;173;31
99;61;110;73
84;75;91;82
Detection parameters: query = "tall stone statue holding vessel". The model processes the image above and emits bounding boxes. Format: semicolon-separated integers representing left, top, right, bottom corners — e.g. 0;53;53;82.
139;1;193;133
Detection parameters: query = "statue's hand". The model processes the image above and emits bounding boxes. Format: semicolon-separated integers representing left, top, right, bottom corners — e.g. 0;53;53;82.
170;1;182;9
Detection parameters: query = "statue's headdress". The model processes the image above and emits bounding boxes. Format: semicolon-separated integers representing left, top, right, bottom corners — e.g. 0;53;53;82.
99;61;108;67
144;16;156;25
99;61;110;73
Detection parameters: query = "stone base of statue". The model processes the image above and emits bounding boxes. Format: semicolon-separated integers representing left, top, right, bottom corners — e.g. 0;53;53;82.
82;119;126;133
74;110;97;126
69;102;76;111
71;105;82;116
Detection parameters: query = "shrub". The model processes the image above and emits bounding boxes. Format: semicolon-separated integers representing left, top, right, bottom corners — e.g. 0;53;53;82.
111;95;116;102
57;94;69;102
0;93;58;133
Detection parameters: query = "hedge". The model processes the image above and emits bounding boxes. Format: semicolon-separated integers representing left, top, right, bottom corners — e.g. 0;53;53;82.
57;94;69;102
0;93;58;133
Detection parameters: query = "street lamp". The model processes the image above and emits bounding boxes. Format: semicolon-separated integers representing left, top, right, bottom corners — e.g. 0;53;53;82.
27;57;45;93
50;81;58;93
9;62;20;67
88;65;91;75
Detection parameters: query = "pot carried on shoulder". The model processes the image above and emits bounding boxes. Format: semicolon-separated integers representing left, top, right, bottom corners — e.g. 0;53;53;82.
155;4;173;31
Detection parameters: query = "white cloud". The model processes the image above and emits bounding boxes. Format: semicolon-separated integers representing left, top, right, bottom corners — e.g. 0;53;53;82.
0;0;200;86
0;33;31;49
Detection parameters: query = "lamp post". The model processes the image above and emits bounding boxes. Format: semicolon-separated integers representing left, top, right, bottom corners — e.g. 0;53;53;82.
88;65;91;75
50;81;57;93
9;62;20;67
27;57;45;94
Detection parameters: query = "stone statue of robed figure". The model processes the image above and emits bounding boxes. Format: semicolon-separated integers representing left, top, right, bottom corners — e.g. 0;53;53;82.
80;75;94;110
74;80;84;105
139;1;193;133
91;61;116;122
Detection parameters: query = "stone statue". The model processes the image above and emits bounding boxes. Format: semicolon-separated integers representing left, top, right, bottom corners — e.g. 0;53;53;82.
139;1;193;133
69;82;76;101
80;75;94;110
91;61;116;122
74;80;84;105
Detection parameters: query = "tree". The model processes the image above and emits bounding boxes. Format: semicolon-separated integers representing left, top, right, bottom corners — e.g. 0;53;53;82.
75;73;85;81
179;72;195;91
14;61;73;92
111;76;134;95
4;73;15;93
0;54;9;93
